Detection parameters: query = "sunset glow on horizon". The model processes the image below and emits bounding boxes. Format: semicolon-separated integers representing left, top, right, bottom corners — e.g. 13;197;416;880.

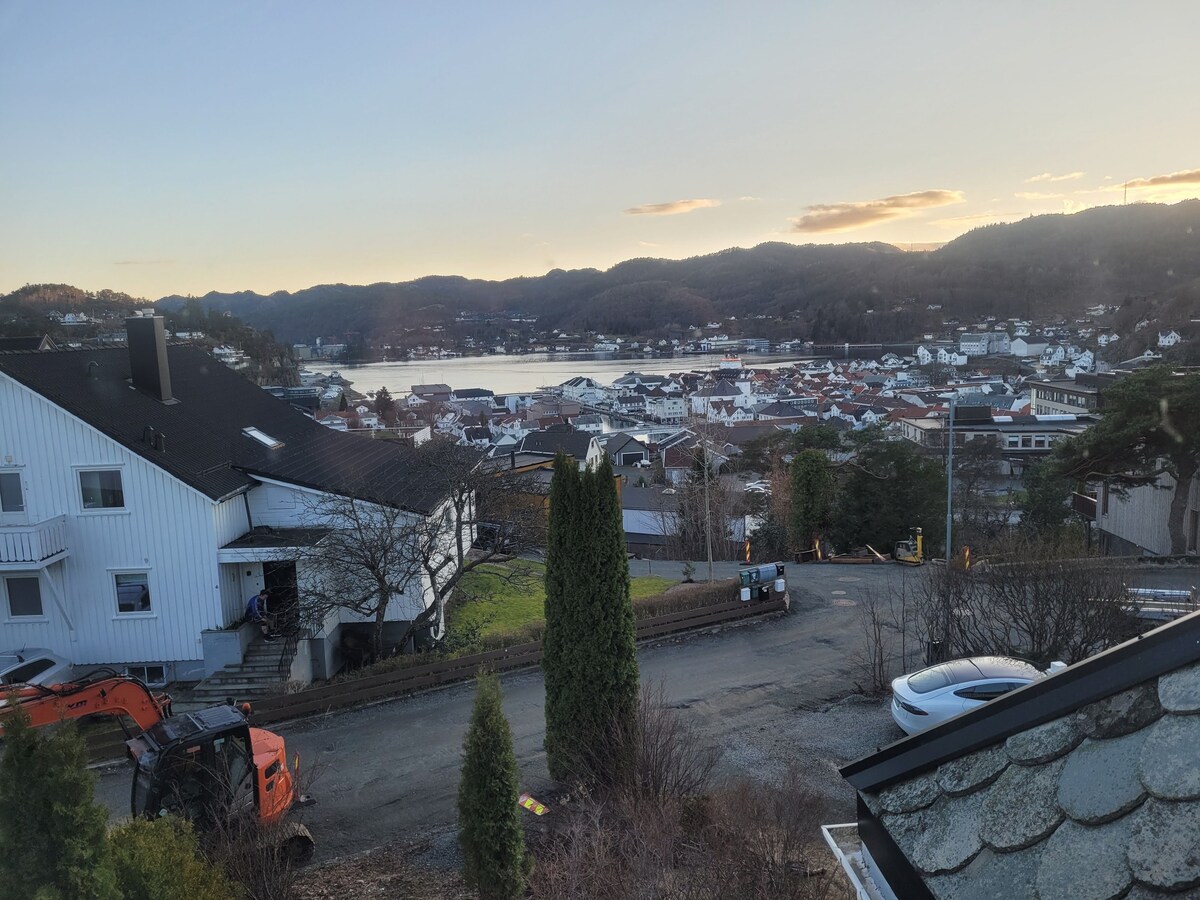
2;1;1198;298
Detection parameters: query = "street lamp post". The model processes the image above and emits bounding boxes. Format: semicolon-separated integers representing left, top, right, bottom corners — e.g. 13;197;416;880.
942;396;956;661
945;397;955;563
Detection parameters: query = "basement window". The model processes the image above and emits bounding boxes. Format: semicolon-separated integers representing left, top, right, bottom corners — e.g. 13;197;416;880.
124;664;167;687
243;427;284;449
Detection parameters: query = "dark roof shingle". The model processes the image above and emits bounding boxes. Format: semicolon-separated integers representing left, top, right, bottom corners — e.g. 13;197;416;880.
0;345;443;512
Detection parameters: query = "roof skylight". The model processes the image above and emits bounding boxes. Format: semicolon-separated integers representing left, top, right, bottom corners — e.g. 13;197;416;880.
243;427;284;449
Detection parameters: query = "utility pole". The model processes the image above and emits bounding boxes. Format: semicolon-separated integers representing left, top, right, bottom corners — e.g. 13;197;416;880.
945;396;955;563
703;443;714;583
942;396;956;660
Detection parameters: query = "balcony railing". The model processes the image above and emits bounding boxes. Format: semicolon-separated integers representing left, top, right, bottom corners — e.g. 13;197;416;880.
1071;491;1098;520
0;515;69;566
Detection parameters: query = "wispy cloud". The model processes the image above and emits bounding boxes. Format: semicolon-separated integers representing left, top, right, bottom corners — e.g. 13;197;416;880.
624;198;720;216
1123;167;1200;189
1015;191;1066;200
788;189;965;234
638;240;661;248
113;259;174;266
738;196;761;202
1025;171;1085;183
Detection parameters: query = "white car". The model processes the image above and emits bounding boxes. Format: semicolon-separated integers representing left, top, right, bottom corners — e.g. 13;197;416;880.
890;656;1049;735
0;648;74;687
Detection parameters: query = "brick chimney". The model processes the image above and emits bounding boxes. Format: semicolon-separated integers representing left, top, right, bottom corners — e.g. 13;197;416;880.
126;315;174;403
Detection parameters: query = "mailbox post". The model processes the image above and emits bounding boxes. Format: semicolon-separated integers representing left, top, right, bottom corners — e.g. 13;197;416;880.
738;562;786;602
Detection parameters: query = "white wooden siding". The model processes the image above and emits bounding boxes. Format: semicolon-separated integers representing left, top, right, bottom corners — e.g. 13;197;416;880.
0;372;224;666
214;495;251;546
246;480;310;527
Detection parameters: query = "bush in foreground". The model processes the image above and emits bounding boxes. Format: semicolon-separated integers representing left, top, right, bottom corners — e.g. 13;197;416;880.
458;672;527;899
109;817;235;900
0;709;120;900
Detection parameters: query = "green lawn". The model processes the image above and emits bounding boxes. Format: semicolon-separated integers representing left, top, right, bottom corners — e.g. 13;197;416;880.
448;560;675;638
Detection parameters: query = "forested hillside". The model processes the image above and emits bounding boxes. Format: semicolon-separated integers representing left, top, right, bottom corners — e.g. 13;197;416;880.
153;201;1200;344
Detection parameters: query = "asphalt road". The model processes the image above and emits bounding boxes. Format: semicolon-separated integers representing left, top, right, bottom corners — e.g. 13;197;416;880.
93;560;1199;863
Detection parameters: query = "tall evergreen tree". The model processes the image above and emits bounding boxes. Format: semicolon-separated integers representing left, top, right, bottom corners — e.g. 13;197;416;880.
542;455;639;782
830;440;947;555
542;452;582;780
458;673;527;900
0;709;120;900
789;449;837;553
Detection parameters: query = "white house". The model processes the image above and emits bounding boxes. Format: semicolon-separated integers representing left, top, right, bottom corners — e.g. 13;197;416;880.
0;318;450;688
1159;330;1183;348
558;376;607;406
690;379;747;416
646;395;687;423
1010;337;1050;358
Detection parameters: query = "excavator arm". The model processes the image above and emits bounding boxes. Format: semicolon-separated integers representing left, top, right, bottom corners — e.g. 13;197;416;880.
0;673;171;736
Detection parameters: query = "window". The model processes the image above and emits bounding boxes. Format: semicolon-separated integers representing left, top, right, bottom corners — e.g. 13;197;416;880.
955;682;1021;701
2;658;54;685
0;472;24;515
80;469;124;509
1034;436;1048;449
5;576;43;617
1007;436;1020;448
124;664;166;686
115;572;152;614
1020;435;1033;449
243;427;284;449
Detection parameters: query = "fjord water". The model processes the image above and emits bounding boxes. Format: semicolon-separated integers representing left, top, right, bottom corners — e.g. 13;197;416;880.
311;352;813;396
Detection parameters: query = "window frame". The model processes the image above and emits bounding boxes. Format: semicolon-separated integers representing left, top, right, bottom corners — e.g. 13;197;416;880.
111;569;155;618
0;469;26;524
2;658;55;685
124;664;167;687
3;574;45;621
76;466;128;514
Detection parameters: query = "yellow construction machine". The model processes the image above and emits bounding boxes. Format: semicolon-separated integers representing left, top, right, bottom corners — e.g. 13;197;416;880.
894;527;924;566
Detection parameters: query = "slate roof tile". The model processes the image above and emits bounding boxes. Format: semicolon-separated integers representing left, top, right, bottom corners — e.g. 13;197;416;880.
1138;714;1200;801
1058;730;1150;825
1081;682;1163;738
1004;712;1088;765
1035;817;1133;900
936;745;1008;796
1127;798;1200;892
979;757;1066;852
1158;661;1200;714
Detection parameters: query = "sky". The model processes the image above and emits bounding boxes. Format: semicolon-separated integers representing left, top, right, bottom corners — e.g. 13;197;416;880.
2;1;1199;299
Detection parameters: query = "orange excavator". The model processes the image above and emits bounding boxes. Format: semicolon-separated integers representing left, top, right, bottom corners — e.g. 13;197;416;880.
0;671;314;861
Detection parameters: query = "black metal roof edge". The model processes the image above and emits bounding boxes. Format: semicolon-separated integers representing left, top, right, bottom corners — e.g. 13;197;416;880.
233;465;438;516
842;607;1200;792
856;795;936;900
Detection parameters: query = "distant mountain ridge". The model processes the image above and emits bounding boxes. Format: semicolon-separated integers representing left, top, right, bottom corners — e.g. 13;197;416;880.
11;201;1199;346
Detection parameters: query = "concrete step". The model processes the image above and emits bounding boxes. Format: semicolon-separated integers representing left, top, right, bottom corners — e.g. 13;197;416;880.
195;677;279;689
223;662;285;673
190;691;277;705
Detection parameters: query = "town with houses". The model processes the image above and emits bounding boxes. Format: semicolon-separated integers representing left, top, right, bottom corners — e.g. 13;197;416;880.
7;6;1200;896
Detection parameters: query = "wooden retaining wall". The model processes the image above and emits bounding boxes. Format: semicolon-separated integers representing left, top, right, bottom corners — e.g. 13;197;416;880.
86;596;786;762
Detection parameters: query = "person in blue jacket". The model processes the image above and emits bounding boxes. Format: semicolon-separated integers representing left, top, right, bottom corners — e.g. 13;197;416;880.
246;589;280;641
